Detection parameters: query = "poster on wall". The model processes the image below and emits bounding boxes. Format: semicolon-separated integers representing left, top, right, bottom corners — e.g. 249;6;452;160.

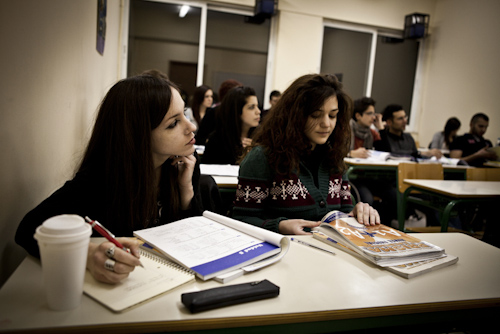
96;0;107;55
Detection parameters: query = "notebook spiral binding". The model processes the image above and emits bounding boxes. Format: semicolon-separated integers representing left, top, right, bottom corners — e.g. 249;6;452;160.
140;249;195;275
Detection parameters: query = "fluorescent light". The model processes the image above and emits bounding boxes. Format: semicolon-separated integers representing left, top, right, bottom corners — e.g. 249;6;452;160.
179;5;190;18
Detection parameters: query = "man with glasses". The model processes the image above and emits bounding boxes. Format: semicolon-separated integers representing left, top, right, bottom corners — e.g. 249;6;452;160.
375;104;442;159
348;97;383;158
373;104;442;226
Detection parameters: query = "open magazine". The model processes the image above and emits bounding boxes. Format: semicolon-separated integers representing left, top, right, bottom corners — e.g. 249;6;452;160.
134;211;289;281
312;211;448;267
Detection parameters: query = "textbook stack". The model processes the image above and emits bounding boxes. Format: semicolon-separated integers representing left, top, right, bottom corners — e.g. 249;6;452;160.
312;211;458;278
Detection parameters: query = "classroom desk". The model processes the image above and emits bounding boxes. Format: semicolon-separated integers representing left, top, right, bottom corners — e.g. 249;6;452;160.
211;176;238;189
1;233;499;333
201;164;239;189
400;180;500;232
344;158;470;181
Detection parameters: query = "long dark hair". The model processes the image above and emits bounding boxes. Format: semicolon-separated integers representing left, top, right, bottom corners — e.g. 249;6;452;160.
214;86;257;162
78;75;181;233
191;85;212;125
443;117;461;147
246;73;352;176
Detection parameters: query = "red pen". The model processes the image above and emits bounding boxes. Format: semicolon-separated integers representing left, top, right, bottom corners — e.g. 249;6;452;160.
85;216;144;268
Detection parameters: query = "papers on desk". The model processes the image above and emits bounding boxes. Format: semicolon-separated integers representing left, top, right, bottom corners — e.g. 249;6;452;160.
83;249;194;312
428;156;462;166
134;211;290;281
200;164;239;177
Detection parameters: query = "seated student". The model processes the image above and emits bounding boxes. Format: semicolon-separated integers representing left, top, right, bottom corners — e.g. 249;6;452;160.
16;74;204;284
202;86;261;165
450;113;497;167
232;74;380;235
374;104;442;159
260;90;281;122
184;85;214;132
348;97;392;218
196;79;242;145
348;97;381;158
429;117;461;150
373;104;443;224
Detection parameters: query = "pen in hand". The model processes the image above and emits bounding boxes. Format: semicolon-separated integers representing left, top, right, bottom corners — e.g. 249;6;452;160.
85;216;144;268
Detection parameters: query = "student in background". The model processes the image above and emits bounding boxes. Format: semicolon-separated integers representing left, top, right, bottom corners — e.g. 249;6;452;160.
450;113;497;167
375;104;443;225
232;74;380;235
348;97;394;221
185;85;213;131
348;97;381;158
16;74;204;284
429;117;461;150
202;86;261;165
375;104;442;159
196;79;242;145
260;90;281;122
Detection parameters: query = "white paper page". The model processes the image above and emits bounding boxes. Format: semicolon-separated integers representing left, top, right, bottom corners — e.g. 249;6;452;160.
203;211;285;247
200;164;239;176
135;216;266;268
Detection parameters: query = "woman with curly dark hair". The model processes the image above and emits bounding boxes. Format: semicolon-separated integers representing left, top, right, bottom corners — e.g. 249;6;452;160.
232;73;380;235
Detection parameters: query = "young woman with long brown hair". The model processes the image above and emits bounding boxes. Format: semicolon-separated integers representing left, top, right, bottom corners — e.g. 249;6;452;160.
232;74;380;235
16;74;203;283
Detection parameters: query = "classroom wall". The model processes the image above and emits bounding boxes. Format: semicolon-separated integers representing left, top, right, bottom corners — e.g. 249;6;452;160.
417;0;500;146
0;0;123;286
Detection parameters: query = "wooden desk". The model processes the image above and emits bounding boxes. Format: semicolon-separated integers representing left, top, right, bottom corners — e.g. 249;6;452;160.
1;233;499;333
212;176;238;189
400;180;500;232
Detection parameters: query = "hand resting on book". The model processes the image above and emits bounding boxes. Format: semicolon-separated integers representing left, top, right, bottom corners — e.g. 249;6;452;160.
278;202;380;234
349;202;380;226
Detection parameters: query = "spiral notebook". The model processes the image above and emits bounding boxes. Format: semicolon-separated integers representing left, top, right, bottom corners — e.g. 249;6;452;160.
83;249;195;312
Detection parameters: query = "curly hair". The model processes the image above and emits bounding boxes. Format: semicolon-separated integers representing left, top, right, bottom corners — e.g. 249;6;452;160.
245;73;352;176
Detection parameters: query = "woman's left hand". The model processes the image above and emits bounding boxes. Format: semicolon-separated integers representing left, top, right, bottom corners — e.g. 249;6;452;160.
350;202;381;226
171;154;196;209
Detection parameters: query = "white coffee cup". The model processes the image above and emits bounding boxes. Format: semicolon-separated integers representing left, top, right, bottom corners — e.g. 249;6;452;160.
34;214;92;311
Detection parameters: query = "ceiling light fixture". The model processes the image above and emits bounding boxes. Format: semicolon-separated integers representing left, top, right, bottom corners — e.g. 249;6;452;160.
179;5;190;18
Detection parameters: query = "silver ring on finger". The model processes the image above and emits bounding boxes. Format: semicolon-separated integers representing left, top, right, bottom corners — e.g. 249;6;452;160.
105;246;116;258
104;259;116;272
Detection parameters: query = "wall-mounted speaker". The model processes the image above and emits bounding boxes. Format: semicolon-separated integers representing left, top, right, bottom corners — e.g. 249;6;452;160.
404;13;429;39
245;0;276;24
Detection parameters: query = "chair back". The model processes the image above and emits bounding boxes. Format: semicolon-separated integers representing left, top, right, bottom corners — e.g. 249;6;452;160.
466;168;500;181
397;162;444;194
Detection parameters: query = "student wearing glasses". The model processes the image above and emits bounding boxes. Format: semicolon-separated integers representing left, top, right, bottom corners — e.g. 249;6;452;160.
348;97;383;158
232;74;380;235
374;104;442;159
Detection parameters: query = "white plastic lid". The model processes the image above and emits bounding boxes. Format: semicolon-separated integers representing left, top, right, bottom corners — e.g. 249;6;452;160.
34;215;91;243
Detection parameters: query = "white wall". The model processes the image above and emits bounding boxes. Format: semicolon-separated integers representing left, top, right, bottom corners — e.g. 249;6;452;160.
418;0;500;146
0;0;122;286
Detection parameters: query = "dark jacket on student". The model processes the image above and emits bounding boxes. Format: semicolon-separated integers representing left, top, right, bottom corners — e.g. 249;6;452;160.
15;157;205;258
374;129;419;158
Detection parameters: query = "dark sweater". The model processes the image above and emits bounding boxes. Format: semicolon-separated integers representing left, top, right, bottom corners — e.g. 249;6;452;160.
15;158;204;258
232;145;354;233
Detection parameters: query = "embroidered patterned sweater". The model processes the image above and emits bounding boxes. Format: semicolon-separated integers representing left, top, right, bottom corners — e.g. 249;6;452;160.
232;145;353;233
